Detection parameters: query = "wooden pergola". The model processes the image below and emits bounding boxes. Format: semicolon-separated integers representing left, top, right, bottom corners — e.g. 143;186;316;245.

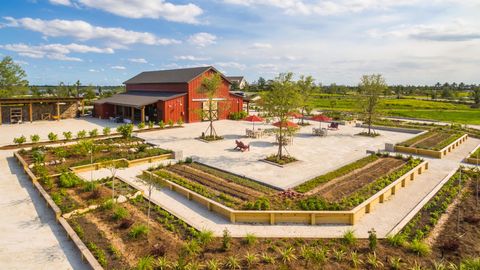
0;97;84;125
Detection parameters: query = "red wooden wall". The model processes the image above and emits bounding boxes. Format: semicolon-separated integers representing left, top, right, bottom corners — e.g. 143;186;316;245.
94;103;114;119
161;95;187;123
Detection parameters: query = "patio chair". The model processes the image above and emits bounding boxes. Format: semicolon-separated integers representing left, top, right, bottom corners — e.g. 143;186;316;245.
234;140;250;152
328;122;339;130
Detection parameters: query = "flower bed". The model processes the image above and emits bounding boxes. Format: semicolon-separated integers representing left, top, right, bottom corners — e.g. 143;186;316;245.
397;128;464;151
263;154;298;166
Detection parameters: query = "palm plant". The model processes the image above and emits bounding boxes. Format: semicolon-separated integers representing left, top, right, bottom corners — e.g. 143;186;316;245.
155;256;170;270
278;246;297;264
205;259;220;270
136;255;155;270
244;252;257;268
224;256;241;270
366;252;384;269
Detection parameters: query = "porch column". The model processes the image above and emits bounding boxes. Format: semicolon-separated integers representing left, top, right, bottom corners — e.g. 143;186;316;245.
29;102;33;122
130;107;134;122
141;106;145;123
56;102;60;121
246;101;250;113
81;100;85;115
0;102;2;125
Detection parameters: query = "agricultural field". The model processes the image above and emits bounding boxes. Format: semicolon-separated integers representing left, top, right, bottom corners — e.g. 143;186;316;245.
18;136;171;176
397;128;464;151
308;95;480;125
144;154;422;211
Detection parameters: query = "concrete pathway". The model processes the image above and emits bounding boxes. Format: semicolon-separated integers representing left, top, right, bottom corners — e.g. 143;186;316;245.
0;150;88;270
79;137;480;238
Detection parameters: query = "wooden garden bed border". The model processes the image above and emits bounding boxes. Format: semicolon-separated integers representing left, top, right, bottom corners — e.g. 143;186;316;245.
395;134;468;159
464;143;480;165
142;160;428;226
14;151;175;270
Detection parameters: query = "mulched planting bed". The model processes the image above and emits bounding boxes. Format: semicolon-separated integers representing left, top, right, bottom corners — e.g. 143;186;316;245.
398;128;464;151
18;136;171;177
147;155;421;211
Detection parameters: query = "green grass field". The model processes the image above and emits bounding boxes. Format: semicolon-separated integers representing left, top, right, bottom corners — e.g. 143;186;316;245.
309;95;480;125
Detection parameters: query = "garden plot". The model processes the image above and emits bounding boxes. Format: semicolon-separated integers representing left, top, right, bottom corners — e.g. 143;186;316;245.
145;154;422;211
18;136;171;177
398;128;464;151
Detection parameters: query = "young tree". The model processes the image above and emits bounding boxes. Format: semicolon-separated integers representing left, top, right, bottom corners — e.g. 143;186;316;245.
472;86;480;105
196;73;223;139
0;56;29;97
358;74;387;135
261;72;301;159
297;75;315;125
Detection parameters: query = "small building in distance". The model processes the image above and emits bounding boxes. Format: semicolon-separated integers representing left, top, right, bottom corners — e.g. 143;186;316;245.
0;97;84;125
226;76;247;90
93;66;244;123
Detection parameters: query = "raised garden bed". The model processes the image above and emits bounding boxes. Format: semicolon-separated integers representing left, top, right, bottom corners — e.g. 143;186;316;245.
261;155;299;167
465;144;480;165
196;135;224;143
18;136;172;177
145;154;422;212
395;128;467;158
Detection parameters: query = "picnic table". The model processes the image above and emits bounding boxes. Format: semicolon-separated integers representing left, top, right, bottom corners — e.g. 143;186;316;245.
313;127;328;136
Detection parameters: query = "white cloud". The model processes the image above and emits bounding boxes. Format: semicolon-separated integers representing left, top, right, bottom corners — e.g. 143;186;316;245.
175;55;210;61
14;60;29;65
250;42;272;49
128;58;148;63
0;43;113;61
89;68;98;72
51;0;203;24
3;17;181;46
188;33;217;47
111;65;126;70
215;61;246;70
369;19;480;42
49;0;72;6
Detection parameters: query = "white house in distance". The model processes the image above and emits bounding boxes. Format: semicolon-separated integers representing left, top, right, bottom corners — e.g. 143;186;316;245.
226;76;247;89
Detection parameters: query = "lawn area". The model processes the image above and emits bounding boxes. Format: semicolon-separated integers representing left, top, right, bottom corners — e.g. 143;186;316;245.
308;95;480;125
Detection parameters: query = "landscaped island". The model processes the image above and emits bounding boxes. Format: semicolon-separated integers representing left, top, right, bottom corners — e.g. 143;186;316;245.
143;154;422;211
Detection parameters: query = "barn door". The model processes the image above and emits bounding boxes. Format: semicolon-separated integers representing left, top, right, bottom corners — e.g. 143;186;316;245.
202;101;218;121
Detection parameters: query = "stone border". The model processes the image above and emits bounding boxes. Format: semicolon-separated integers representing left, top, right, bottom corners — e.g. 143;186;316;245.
259;158;301;168
464;143;480;165
195;137;225;143
142;160;428;226
395;134;468;159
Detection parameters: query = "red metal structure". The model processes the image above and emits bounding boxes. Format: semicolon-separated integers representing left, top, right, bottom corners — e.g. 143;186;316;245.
94;66;244;123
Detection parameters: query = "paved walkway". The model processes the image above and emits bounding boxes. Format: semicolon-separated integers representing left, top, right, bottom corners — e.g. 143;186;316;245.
0;150;88;270
79;137;480;238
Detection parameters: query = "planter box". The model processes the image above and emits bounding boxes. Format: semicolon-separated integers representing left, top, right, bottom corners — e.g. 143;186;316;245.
464;143;480;165
259;158;300;168
395;134;468;159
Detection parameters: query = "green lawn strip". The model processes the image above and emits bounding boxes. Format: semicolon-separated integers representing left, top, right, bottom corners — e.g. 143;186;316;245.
145;170;240;208
298;158;422;211
294;154;380;193
400;171;465;241
188;162;277;194
384;110;480;125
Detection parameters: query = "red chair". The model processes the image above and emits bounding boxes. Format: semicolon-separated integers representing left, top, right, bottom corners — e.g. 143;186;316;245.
234;140;250;152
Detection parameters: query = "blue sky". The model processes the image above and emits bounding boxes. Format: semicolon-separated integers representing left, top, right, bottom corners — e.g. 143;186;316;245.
0;0;479;86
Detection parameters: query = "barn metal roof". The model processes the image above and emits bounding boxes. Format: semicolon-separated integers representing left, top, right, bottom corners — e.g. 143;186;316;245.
123;66;232;84
94;91;186;108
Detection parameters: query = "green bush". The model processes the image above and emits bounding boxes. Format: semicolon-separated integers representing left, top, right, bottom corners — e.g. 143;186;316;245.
138;122;146;129
87;242;107;267
342;230;357;246
89;129;98;137
147;121;154;129
177;118;184;126
386;233;406;247
48;132;58;142
103;127;111;135
244;233;257;246
112;206;129;220
408;239;430;256
77;130;87;139
63;131;72;141
167;119;174;128
129;224;148;239
13;136;26;145
59;172;82;188
30;134;40;143
117;124;134;138
222;229;231;251
158;121;165;129
227;111;248;120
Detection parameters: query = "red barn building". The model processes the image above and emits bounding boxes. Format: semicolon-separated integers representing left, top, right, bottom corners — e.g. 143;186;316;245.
94;66;244;123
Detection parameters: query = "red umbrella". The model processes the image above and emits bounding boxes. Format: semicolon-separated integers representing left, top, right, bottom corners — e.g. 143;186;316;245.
287;112;303;119
310;114;332;128
244;115;264;130
272;120;299;129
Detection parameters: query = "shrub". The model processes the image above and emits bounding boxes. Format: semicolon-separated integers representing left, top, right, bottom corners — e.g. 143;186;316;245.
228;111;248;120
155;257;171;270
148;121;154;129
63;131;72;141
368;228;377;251
389;257;402;270
261;253;275;264
32;150;46;164
205;259;220;270
117;124;134;138
167;119;174;127
350;251;363;268
138;122;146;129
13;136;26;146
89;129;98;137
244;233;257;246
59;172;82;188
77;130;87;139
103;127;111;135
408;239;431;256
158;121;165;129
182;240;201;256
366;252;383;268
129;224;149;239
224;256;241;270
112;206;129;221
460;258;480;269
386;233;406;247
278;246;297;264
196;229;214;246
244;252;257;267
244;197;270;210
222;228;231;251
177;118;184;126
30;134;40;143
87;242;107;267
136;255;155;270
342;230;357;246
48;132;58;141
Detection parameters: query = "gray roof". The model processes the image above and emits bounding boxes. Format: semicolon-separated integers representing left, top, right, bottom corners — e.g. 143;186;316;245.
124;66;231;84
94;91;186;108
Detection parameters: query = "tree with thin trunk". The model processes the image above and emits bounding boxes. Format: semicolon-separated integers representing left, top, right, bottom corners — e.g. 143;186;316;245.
196;73;223;139
297;75;315;125
105;161;119;203
261;72;301;159
143;168;163;236
358;74;387;136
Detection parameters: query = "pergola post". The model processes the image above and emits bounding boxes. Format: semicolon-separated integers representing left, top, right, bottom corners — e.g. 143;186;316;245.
81;100;85;115
130;107;134;122
141;106;145;123
56;102;60;121
29;102;33;122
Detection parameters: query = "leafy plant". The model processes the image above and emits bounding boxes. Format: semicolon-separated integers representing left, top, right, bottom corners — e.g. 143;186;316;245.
386;233;406;247
103;127;111;135
117;124;134;138
366;252;384;269
342;230;357;246
390;257;402;270
222;228;231;251
77;130;87;139
155;256;171;270
148;121;154;129
129;224;149;239
278;246;297;264
48;132;58;141
168;119;174;128
244;252;258;268
196;229;214;246
138;122;146;129
59;172;82;188
87;242;107;267
244;233;257;246
13;135;26;146
261;253;275;264
89;128;98;137
350;251;363;269
136;255;155;270
224;256;241;270
112;206;129;221
177;118;184;126
62;131;72;141
368;228;377;251
182;240;201;256
205;259;220;270
332;248;345;262
408;239;431;256
158;121;165;129
30;134;40;143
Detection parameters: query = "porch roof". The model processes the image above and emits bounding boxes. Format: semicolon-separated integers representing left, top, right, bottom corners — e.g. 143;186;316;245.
94;91;186;108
